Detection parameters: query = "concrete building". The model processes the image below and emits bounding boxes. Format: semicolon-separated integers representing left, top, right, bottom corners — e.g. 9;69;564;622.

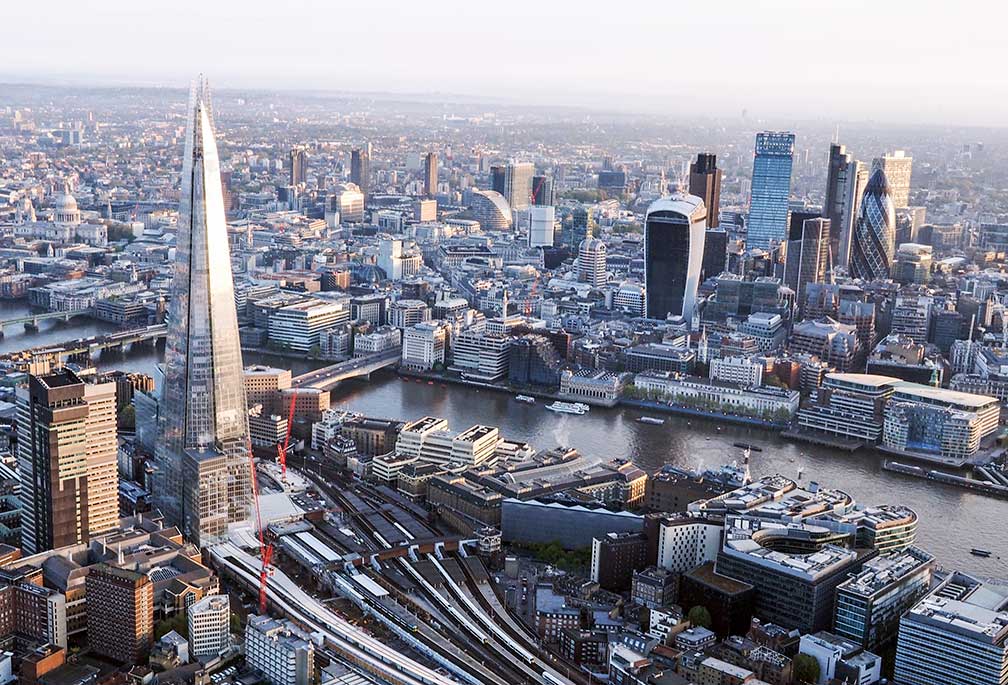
401;321;449;371
245;615;315;685
655;516;722;574
449;330;511;382
187;594;230;658
268;299;349;353
709;356;764;387
577;237;607;287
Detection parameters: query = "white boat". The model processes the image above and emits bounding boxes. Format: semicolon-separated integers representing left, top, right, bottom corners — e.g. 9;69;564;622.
514;395;536;404
637;416;665;425
545;401;590;415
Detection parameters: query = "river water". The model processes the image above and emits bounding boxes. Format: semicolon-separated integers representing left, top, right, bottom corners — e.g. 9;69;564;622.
2;300;1004;576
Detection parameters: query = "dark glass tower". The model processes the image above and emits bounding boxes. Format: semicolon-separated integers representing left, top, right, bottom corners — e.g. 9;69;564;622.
644;194;707;323
850;168;896;282
350;147;370;201
423;152;438;197
688;153;722;228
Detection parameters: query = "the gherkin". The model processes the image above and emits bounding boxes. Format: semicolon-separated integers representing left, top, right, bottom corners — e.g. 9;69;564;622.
850;167;895;282
154;79;250;546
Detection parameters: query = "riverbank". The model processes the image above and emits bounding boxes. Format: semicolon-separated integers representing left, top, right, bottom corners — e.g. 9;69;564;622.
883;460;1008;500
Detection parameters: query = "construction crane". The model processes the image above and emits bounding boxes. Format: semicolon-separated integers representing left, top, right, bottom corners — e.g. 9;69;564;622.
524;174;548;318
276;391;298;482
248;441;274;614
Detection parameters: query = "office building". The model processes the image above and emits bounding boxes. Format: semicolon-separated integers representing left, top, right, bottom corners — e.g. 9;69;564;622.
423;151;438;197
797;373;896;443
577;237;607;287
893;242;933;284
833;547;934;651
470;189;512;231
86;565;154;664
449;330;511;382
783;213;829;305
748;132;795;249
980;220;1008;253
288;146;307;187
413;198;436;222
491;162;534;210
709;356;764;386
701;228;728;281
531;174;555;206
350;146;370;200
565;206;594;248
788;318;860;372
850;168;896;282
245;615;315;685
329;182;364;224
268;299;349;353
187;594;230;658
154;81;251;546
401;321;449;371
895;572;1008;685
688;153;721;227
872;150;912;207
590;532;648;592
644;194;707;322
17;369;120;554
529;205;556;247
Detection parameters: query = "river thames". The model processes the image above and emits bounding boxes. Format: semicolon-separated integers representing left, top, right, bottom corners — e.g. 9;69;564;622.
1;300;1004;576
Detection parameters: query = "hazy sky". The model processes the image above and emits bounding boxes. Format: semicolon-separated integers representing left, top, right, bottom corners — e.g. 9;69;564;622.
5;0;1005;126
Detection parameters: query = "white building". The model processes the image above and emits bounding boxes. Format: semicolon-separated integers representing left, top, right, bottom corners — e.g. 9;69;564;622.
449;330;511;382
389;299;431;330
577;237;607;287
709;356;764;386
330;183;364;224
529;205;556;247
353;326;401;356
245;615;315;685
268;299;350;353
612;281;646;317
395;416;499;470
401;321;448;371
656;517;722;573
188;594;230;658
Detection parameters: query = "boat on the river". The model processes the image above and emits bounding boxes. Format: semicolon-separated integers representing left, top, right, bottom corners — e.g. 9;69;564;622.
637;416;665;425
971;548;992;558
515;395;535;404
545;401;589;415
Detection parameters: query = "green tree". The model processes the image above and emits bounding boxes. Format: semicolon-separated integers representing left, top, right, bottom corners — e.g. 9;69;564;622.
154;612;188;640
687;605;712;629
118;405;136;430
793;653;821;684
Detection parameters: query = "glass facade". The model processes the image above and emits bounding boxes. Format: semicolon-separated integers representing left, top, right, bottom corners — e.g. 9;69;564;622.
850;168;896;282
155;81;251;546
747;132;795;250
644;196;707;323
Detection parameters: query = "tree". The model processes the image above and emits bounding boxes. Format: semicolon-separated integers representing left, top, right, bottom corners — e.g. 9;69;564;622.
118;405;136;430
793;653;821;685
687;605;712;629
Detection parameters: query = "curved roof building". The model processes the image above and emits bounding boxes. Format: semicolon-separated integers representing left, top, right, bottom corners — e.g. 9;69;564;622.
850;168;895;282
644;194;707;323
470;189;512;231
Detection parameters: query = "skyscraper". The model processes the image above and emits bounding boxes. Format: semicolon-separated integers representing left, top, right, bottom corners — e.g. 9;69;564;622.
824;144;851;260
850;168;896;282
565;206;594;248
423;152;438;197
701;228;728;282
350;146;370;201
784;213;830;306
86;565;154;665
577;237;607;287
644;194;707;323
288;146;307;187
872;150;912;208
155;80;251;546
747;132;795;250
688;153;722;228
490;162;534;211
531;174;555;206
837;160;869;270
17;370;119;554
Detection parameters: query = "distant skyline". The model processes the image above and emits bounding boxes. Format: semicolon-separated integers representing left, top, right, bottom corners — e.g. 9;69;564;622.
5;0;1006;127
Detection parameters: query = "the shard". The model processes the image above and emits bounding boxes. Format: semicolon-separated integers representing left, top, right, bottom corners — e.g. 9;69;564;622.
154;79;250;546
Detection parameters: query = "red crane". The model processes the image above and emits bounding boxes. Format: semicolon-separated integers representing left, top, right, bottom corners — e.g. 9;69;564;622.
248;441;273;614
276;392;298;480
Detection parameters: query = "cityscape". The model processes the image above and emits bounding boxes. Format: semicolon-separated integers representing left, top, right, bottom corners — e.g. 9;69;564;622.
0;4;1007;685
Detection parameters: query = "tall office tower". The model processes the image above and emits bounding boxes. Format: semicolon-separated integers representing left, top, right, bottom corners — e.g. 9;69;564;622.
423;152;438;197
288;146;307;187
850;168;896;282
872;150;912;207
784;213;830;306
747;132;795;250
577;237;607;287
490;165;507;197
644;194;707;323
837;160;869;269
491;162;535;211
350;147;370;201
17;370;120;555
155;80;251;546
688;153;722;228
701;228;728;282
531;174;555;206
86;565;154;664
566;206;594;248
529;205;556;248
824;144;852;259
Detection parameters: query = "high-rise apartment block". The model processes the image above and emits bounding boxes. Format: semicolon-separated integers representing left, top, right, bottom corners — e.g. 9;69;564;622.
17;370;119;555
188;594;231;658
